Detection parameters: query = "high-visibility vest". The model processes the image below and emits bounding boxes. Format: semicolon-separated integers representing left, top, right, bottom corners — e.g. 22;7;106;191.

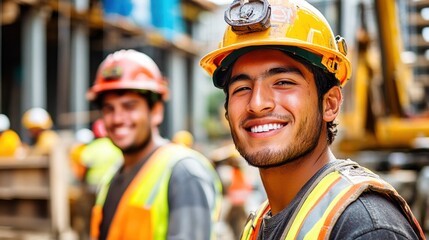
240;160;425;240
90;143;222;240
81;137;123;186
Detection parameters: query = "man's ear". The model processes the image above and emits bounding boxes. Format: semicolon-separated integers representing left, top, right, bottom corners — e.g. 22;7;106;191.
151;102;164;127
323;86;342;122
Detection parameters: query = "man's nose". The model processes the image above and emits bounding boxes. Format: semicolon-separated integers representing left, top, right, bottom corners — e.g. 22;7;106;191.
111;108;127;123
246;83;275;115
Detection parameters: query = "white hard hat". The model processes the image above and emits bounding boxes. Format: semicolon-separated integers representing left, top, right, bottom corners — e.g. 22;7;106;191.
75;128;94;144
22;107;53;130
0;114;11;132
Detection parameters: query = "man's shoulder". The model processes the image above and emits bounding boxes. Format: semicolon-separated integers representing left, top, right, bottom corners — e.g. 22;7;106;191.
170;156;213;181
331;191;419;239
162;143;214;176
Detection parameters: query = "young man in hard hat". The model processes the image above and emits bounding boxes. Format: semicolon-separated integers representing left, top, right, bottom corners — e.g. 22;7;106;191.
87;49;222;240
200;0;425;239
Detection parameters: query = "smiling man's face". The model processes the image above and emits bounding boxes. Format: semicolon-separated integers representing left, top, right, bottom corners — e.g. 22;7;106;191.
226;49;323;168
100;91;156;155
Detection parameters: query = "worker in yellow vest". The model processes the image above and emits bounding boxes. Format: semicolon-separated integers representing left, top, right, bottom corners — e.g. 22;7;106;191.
79;119;123;190
199;0;425;239
69;128;94;182
22;107;59;156
87;49;222;240
0;114;22;157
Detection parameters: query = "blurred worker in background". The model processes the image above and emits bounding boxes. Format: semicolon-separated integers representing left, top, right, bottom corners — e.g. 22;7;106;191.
22;107;59;156
211;144;253;240
87;49;222;240
172;130;195;148
79;119;123;190
0;114;23;157
70;127;95;183
200;0;425;239
69;127;95;240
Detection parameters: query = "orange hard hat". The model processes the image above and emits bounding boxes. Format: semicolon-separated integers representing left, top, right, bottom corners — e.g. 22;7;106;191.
200;0;351;88
87;49;169;101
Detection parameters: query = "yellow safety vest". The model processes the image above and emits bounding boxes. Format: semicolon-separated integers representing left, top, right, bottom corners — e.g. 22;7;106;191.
90;143;222;240
240;160;425;240
81;137;123;186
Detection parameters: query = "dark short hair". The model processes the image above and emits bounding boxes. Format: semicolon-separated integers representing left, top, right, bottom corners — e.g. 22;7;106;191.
94;89;162;110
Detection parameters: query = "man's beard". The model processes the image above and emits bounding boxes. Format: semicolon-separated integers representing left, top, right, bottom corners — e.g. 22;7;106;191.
231;112;323;169
121;130;152;155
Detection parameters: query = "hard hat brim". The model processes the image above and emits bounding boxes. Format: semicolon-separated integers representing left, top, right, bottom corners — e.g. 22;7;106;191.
200;39;351;88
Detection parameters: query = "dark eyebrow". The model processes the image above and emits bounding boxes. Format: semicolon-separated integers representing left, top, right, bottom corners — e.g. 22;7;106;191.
264;67;304;78
229;66;304;85
230;73;251;84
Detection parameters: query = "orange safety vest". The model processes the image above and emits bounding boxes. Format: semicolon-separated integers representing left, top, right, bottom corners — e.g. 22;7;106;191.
90;143;222;240
240;160;425;240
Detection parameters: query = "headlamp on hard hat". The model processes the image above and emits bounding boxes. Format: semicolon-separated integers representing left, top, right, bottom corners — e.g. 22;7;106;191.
102;66;123;80
225;0;271;34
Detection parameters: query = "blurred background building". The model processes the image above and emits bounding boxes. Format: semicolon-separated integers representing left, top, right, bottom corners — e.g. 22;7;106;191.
0;0;223;143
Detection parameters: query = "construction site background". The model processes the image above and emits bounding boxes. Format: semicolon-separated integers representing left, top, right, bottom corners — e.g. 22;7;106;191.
1;0;429;239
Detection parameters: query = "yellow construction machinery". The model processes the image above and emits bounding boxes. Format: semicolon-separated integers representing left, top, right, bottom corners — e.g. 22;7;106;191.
331;0;429;230
338;0;429;155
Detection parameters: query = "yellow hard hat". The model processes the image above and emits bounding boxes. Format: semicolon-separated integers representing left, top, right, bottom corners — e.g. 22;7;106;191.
172;130;194;148
0;130;22;157
22;107;53;130
200;0;351;88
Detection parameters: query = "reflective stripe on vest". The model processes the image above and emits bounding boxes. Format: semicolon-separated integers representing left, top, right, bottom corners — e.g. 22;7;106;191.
240;200;270;240
90;143;222;240
240;160;425;240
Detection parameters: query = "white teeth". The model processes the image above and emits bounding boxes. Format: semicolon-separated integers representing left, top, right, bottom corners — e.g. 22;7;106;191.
251;123;283;133
114;127;130;136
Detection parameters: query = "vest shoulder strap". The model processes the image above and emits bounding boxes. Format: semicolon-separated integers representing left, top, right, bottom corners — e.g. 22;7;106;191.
240;200;269;240
285;160;424;239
